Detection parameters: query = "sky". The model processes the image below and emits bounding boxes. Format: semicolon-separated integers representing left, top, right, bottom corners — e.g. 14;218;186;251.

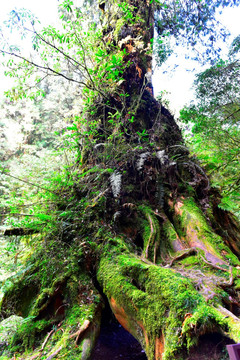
153;6;240;115
0;1;240;114
0;0;58;25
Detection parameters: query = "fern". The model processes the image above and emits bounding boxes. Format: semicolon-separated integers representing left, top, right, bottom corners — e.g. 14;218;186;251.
110;171;122;198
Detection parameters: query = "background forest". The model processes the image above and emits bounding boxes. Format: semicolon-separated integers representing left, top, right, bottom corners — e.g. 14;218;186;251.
0;0;240;359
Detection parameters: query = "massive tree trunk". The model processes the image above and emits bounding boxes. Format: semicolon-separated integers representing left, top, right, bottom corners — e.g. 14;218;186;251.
1;1;240;360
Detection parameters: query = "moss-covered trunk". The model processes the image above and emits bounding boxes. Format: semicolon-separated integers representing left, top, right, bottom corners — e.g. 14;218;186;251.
1;1;240;360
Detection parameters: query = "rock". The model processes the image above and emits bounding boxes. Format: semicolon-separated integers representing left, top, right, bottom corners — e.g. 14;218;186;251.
0;315;24;343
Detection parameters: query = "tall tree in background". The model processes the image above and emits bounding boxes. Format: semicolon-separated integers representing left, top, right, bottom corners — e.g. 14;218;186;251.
180;54;240;218
1;1;240;359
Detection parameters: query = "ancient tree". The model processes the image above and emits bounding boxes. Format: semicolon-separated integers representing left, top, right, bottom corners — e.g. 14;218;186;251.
1;1;240;359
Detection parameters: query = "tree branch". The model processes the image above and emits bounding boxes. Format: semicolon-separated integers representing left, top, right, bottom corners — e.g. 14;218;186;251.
0;49;86;86
0;169;56;194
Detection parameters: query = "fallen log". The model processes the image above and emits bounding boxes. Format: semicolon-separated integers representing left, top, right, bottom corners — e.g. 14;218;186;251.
3;228;40;236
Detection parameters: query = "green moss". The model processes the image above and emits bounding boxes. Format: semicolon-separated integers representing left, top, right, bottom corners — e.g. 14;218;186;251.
97;237;206;360
114;18;125;41
172;197;240;266
0;268;40;318
181;304;240;351
9;317;51;353
138;205;160;262
180;255;199;266
0;228;104;358
1;269;102;359
162;218;184;256
234;278;240;290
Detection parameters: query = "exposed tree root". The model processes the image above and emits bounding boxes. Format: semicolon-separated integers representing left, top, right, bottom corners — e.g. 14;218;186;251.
166;246;231;273
220;267;234;287
145;212;155;260
139;206;160;263
70;319;91;345
40;329;55;352
45;346;63;360
166;247;197;267
1;193;240;360
97;235;240;360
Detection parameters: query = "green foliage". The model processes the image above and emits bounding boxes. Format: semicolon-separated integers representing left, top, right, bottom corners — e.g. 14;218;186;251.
154;0;240;62
229;34;240;56
1;1;127;109
118;2;135;23
180;55;240;217
154;35;172;67
0;151;63;232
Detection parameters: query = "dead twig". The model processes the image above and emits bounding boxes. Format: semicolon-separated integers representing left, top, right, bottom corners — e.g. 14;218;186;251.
217;305;240;322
